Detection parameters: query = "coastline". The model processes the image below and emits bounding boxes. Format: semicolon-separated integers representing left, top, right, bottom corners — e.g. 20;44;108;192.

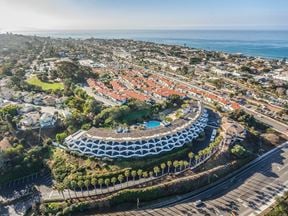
10;29;288;59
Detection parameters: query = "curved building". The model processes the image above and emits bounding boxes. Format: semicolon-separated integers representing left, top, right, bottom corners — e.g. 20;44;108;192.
64;102;208;158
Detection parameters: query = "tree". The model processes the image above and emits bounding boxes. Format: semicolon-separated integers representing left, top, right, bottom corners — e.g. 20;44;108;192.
111;177;117;190
56;183;65;200
63;179;72;199
0;104;19;121
98;178;104;194
70;180;77;198
104;178;110;192
179;160;184;171
183;161;189;169
167;161;172;173
153;166;160;177
149;171;154;178
142;171;148;178
124;170;130;186
195;155;200;165
137;169;143;180
173;160;179;172
55;132;68;143
231;144;247;158
84;179;90;196
131;170;137;183
118;174;124;188
77;180;84;196
91;178;97;194
160;163;166;176
188;152;194;167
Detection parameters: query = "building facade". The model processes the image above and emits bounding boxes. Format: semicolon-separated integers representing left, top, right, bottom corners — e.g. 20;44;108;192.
65;103;208;159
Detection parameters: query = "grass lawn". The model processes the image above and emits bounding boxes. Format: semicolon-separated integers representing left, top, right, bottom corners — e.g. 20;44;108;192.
26;76;64;91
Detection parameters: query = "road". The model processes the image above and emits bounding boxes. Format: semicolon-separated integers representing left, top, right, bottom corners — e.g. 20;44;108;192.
99;141;288;216
150;68;288;137
243;106;288;136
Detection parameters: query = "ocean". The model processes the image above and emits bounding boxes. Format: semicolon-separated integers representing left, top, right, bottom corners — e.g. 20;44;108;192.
15;30;288;59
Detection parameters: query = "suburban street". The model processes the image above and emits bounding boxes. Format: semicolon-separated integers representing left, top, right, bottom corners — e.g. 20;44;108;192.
99;141;288;216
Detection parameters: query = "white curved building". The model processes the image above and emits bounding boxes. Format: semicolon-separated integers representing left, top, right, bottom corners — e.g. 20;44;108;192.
64;102;208;158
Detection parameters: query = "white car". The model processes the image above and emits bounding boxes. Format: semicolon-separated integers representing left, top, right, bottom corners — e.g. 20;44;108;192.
194;200;203;208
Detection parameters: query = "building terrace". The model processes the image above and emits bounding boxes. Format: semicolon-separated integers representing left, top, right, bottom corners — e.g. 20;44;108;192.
66;102;203;142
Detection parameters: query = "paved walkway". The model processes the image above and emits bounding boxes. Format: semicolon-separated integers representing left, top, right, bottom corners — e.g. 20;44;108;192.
41;176;157;201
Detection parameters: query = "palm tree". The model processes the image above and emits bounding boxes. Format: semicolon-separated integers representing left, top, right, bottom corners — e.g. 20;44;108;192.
98;178;104;194
188;152;194;167
111;177;117;190
118;174;124;188
84;179;91;196
124;170;130;186
105;178;110;192
184;161;189;169
173;160;179;173
131;170;137;183
167;161;172;173
63;179;72;199
149;171;154;178
77;180;84;196
179;160;184;171
153;166;160;177
160;163;166;176
195;155;200;165
137;169;143;180
70;180;78;198
142;171;148;179
91;178;97;194
56;183;65;200
198;151;204;161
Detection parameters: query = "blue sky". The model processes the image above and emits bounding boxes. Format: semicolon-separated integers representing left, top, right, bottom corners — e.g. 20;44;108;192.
0;0;287;30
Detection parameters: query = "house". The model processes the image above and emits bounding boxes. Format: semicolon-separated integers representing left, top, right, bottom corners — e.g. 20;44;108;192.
19;105;36;114
23;94;34;103
40;113;57;128
18;111;41;130
33;94;43;105
60;109;72;120
43;95;56;106
222;118;246;145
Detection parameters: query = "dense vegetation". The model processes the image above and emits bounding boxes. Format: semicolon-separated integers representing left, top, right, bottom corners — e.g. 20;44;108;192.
0;145;49;185
229;109;269;132
55;61;98;84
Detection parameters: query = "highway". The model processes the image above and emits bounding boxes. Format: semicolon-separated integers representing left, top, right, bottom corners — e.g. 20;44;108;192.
242;106;288;136
99;141;288;216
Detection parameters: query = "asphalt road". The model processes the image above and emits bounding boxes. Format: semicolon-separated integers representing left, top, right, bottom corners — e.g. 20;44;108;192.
98;141;288;216
242;107;288;136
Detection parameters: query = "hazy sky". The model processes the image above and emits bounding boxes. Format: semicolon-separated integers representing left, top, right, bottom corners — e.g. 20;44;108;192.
0;0;287;31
